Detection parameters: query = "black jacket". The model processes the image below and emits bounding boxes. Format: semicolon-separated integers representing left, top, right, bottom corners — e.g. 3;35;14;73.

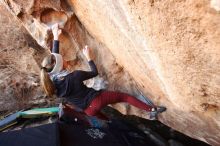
51;40;101;109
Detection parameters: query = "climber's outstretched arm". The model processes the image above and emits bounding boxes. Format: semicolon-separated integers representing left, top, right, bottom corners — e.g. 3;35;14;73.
51;23;62;54
77;46;98;81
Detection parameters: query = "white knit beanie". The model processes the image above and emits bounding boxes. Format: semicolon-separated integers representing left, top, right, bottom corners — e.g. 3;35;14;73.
50;53;63;74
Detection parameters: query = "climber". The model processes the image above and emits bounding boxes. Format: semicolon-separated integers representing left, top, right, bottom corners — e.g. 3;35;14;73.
40;23;166;120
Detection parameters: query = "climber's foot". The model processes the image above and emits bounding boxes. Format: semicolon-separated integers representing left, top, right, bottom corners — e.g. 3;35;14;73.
149;106;166;120
157;106;166;113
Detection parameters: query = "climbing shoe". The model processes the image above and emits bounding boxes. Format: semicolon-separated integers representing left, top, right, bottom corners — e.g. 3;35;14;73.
149;106;166;120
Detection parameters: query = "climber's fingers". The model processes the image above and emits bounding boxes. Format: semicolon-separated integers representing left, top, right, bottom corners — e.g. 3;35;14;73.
58;29;62;36
51;23;59;31
51;23;62;38
83;45;93;61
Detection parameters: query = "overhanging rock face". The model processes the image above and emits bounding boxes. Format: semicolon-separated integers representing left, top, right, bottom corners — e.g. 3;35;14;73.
1;0;220;145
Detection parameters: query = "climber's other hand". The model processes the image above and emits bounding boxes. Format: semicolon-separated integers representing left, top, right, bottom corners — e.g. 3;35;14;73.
83;45;93;61
52;23;62;40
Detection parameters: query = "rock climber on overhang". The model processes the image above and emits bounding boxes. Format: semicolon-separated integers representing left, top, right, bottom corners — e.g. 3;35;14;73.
40;23;166;120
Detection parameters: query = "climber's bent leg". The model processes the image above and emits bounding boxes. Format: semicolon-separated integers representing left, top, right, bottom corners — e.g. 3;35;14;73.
84;91;154;118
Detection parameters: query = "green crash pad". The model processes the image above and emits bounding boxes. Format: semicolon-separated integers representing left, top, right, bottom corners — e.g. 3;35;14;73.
20;107;59;118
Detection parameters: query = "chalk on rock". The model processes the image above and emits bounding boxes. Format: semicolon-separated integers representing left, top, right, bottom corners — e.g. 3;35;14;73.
210;0;220;11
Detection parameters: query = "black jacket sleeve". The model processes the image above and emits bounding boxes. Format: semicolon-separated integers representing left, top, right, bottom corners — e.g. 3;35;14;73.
77;60;98;81
52;40;59;53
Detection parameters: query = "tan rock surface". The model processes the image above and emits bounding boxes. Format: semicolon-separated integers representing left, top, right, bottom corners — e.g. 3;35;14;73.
1;0;220;145
0;3;48;111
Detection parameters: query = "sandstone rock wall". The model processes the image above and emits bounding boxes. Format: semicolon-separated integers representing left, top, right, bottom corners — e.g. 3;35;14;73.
1;0;220;145
0;3;49;111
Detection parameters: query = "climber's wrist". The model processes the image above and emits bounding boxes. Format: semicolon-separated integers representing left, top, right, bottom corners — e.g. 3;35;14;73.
86;57;92;62
53;35;59;41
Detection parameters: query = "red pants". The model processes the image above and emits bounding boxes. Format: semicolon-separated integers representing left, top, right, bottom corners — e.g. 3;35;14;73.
84;91;153;120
